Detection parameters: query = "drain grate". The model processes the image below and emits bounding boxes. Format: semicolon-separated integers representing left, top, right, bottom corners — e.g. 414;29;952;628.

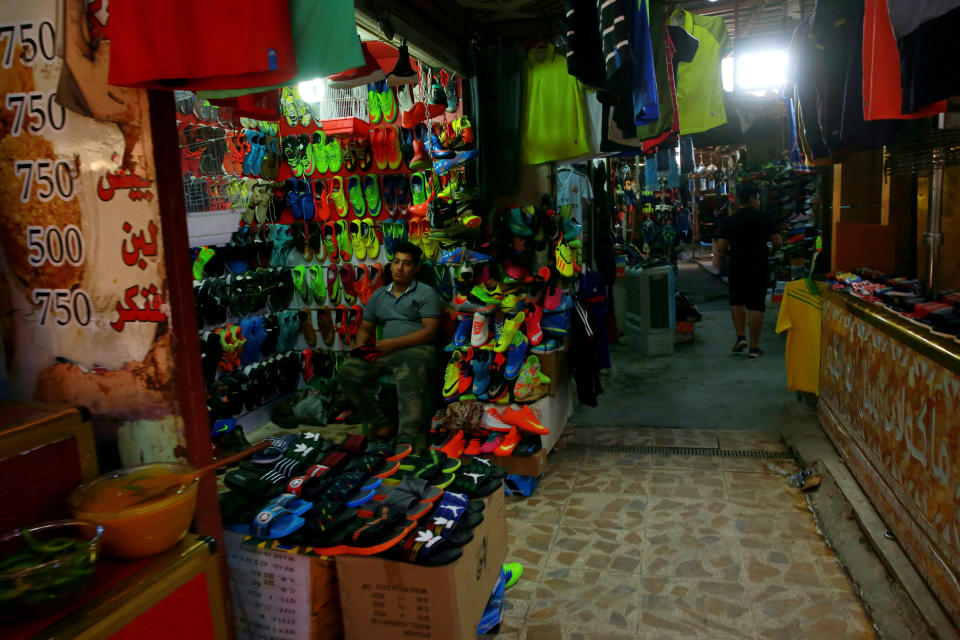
568;442;794;459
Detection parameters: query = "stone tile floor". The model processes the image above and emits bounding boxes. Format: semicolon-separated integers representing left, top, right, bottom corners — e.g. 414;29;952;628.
492;428;876;640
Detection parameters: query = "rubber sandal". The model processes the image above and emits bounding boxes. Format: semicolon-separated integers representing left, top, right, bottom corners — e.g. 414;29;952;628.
251;434;299;464
245;503;306;538
387;526;463;566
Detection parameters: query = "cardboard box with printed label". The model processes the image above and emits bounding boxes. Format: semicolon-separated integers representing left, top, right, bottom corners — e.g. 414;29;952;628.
336;488;507;640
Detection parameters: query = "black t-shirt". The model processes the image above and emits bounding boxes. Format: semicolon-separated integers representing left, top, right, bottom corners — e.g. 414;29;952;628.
718;206;777;272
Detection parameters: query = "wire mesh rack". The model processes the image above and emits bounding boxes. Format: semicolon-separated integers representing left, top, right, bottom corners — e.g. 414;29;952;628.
309;85;369;123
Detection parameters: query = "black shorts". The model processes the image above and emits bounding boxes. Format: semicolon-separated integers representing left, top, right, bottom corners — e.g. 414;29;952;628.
728;270;769;311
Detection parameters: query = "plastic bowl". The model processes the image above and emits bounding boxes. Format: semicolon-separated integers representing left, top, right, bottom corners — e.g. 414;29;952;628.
0;520;103;619
68;463;199;559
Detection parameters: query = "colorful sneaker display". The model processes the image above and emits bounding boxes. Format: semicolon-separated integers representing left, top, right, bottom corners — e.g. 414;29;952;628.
494;312;525;353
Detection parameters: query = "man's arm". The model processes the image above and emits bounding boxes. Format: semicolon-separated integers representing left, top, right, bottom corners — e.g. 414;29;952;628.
354;319;376;347
376;317;440;354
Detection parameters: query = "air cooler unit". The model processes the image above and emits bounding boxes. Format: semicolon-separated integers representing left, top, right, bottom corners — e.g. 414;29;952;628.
625;265;676;355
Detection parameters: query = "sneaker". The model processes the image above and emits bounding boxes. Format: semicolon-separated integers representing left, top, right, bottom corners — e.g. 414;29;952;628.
328;42;387;89
732;338;748;354
479;433;502;454
471;281;503;306
437;430;466;458
502;405;549;435
471;312;490;347
494;312;526;353
494;427;521;457
471;348;490;396
452;293;497;315
463;437;483;457
747;347;764;358
453;313;472;347
386;42;419;86
524;303;543;346
482;407;513;432
504;331;529;379
486;353;509;403
443;350;470;398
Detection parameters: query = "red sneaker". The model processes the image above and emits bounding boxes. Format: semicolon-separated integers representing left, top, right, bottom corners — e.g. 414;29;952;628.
463;437;483;456
502;406;549;435
439;430;466;458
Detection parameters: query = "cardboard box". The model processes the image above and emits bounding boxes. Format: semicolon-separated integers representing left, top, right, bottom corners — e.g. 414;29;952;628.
535;349;568;394
336;489;507;640
482;448;548;477
225;533;342;640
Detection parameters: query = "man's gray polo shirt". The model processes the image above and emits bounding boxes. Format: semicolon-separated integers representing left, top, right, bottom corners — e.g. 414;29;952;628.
363;280;442;339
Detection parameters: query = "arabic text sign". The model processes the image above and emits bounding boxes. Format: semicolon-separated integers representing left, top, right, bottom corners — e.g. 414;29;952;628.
819;295;960;622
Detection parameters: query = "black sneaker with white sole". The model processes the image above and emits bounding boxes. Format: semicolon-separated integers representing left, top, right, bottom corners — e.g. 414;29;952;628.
732;338;748;353
747;348;764;358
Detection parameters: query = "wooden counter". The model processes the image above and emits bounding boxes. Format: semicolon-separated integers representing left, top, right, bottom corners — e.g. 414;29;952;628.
818;289;960;626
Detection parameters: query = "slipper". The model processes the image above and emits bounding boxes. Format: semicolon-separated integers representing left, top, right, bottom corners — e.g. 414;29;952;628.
268;492;314;516
345;477;382;508
251;434;299;464
386;526;463;566
305;504;416;556
347;175;366;217
244;503;306;538
349;220;367;260
363;174;382;218
373;476;442;518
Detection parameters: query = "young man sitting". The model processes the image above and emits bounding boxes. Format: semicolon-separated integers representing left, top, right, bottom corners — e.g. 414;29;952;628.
338;242;442;450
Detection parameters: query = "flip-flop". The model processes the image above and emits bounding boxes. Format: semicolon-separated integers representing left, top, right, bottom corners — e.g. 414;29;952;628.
349;220;366;260
251;434;299;465
243;503;306;539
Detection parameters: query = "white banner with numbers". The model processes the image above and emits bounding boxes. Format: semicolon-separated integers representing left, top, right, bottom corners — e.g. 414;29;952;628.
0;0;183;460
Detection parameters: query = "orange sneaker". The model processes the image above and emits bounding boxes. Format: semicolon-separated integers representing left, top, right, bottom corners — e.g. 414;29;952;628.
501;406;549;435
463;437;483;456
494;427;521;457
438;430;466;458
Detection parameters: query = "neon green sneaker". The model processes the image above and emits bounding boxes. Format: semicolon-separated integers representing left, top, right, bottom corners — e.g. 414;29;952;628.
348;175;366;217
494;311;525;353
368;83;382;124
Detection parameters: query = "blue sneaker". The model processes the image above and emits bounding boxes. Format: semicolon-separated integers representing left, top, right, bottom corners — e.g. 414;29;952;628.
300;179;315;221
453;313;472;347
540;310;570;338
504;331;529;380
466;249;491;264
531;337;560;354
433;149;478;176
438;246;464;265
471;348;490;398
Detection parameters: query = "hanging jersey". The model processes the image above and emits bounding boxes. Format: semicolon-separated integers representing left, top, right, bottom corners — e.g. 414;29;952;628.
521;45;590;165
862;0;946;120
671;9;732;135
775;280;824;394
556;166;594;223
108;0;297;90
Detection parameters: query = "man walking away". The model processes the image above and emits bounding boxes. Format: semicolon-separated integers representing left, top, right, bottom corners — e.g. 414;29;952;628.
716;183;782;358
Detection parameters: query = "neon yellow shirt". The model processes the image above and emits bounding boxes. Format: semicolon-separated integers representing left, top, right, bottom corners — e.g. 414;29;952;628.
671;9;732;135
520;45;590;166
775;280;823;394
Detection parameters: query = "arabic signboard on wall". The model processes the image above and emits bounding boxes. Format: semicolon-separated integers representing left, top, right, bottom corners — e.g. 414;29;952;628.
819;293;960;625
0;0;184;463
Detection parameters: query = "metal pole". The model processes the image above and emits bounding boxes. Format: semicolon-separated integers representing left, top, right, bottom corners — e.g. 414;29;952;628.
926;113;946;295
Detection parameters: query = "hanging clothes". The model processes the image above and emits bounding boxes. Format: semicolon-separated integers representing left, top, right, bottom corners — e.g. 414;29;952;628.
476;45;526;194
556;165;594;224
630;0;660;126
670;9;732;135
520;45;591;166
812;0;900;155
784;14;831;163
861;0;947;120
775;280;823;394
897;6;960;113
197;0;364;99
109;0;299;90
885;0;960;39
564;0;610;88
